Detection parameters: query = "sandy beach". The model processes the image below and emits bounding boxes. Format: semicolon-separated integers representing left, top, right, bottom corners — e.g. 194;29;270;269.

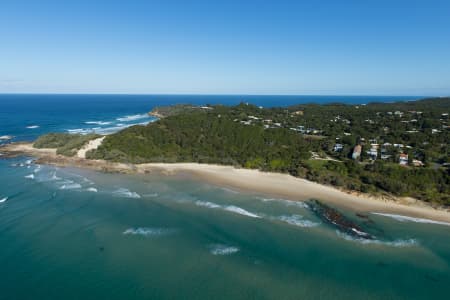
1;142;449;223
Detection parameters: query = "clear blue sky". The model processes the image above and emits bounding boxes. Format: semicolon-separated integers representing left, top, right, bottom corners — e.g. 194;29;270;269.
1;0;450;95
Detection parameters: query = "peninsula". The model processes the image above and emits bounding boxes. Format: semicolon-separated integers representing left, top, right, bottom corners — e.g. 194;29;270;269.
1;97;449;222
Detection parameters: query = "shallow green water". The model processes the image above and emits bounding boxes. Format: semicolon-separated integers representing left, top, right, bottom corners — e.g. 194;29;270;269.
0;157;449;299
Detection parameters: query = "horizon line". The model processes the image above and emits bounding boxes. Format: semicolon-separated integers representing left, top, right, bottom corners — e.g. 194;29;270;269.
0;92;434;98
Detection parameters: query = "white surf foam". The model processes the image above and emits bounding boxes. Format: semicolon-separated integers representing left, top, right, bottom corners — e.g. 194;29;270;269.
67;128;90;134
208;244;240;255
258;197;309;209
371;213;450;227
84;121;112;125
116;114;149;122
335;231;418;247
195;200;222;209
195;201;260;218
113;188;141;199
224;205;261;218
123;227;176;237
209;244;240;255
60;183;82;190
278;215;320;227
0;197;7;203
26;125;39;129
86;187;98;193
24;174;34;179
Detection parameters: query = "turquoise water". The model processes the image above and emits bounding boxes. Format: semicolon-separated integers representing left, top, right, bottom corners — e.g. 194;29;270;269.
1;94;448;299
0;158;449;299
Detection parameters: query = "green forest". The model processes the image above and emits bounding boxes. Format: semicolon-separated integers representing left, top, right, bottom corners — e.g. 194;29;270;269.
37;97;450;206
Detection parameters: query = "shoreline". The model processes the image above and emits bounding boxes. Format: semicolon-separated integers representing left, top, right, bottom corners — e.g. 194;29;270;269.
2;142;449;223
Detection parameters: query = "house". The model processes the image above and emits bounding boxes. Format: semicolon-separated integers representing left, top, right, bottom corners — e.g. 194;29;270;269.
367;147;378;160
292;110;304;116
352;145;362;160
399;153;409;166
432;129;441;134
333;143;343;152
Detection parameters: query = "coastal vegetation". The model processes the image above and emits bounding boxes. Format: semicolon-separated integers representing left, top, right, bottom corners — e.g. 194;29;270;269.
34;133;100;156
37;98;450;206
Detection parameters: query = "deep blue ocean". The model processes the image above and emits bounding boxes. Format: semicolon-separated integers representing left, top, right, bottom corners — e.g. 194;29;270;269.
1;94;449;300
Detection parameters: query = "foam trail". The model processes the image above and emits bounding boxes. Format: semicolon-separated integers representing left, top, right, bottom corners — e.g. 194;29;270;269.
208;244;239;255
0;197;7;203
60;183;82;190
85;121;112;125
372;213;450;227
335;231;418;247
224;205;261;218
113;188;141;199
195;201;221;209
277;215;320;228
123;227;176;237
195;201;260;218
116;114;149;122
258;197;309;209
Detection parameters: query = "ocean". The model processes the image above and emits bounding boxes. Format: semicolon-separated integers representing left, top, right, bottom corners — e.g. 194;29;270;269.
1;94;449;300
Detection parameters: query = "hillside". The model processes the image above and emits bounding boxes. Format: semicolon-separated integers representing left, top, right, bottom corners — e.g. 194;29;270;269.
84;97;450;205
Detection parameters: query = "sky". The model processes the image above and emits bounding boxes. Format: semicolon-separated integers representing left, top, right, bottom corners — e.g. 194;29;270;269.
1;0;450;95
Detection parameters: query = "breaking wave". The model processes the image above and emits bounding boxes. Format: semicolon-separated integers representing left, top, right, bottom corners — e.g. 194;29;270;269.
116;114;149;122
24;174;34;179
84;121;112;125
26;125;39;129
335;231;418;247
371;213;450;227
208;244;240;255
113;188;141;199
195;201;260;218
257;197;309;209
123;227;177;237
224;205;261;218
277;215;320;227
60;183;82;190
86;187;98;193
0;197;8;203
195;200;221;209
